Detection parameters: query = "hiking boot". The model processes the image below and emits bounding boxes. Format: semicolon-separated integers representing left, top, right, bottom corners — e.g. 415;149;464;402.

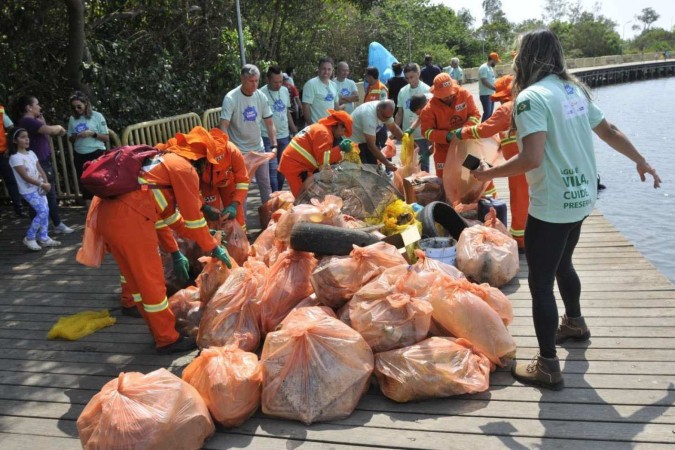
121;306;142;318
556;314;591;345
511;354;565;391
37;237;61;247
23;237;42;251
156;335;197;355
53;222;74;234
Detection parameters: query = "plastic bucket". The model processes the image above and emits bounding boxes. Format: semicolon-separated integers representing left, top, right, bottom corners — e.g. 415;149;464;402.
418;237;457;266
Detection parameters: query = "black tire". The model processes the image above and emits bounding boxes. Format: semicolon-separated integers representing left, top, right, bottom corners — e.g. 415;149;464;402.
290;222;381;256
420;201;469;241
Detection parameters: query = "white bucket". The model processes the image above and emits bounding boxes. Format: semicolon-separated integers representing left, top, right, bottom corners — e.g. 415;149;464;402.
418;237;457;266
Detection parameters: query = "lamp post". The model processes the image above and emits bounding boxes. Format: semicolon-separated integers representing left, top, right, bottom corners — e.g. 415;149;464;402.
235;0;246;66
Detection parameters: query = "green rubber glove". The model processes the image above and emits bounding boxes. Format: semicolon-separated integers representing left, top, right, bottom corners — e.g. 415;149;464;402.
445;131;455;143
404;127;415;136
339;138;353;152
201;205;221;221
211;245;232;269
452;128;463;140
221;204;238;220
171;251;190;283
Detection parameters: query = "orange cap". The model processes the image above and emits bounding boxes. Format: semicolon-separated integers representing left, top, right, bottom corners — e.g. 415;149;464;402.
430;73;458;98
160;126;226;165
318;109;353;137
490;75;514;102
489;52;501;63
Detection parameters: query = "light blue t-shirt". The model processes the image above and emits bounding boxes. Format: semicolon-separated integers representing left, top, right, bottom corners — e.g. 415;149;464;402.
67;111;108;154
302;77;338;123
445;66;463;84
335;78;358;114
2;111;12;128
478;63;496;96
260;85;291;139
514;74;605;223
220;86;272;152
397;82;430;140
350;101;394;144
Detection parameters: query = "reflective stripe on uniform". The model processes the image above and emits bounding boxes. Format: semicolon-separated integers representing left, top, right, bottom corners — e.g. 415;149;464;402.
235;182;249;190
184;217;207;229
154;219;168;229
509;227;525;237
424;129;434;140
484;186;497;197
470;125;480;140
163;210;181;226
132;293;143;303
500;136;517;146
468;116;480;125
143;296;169;313
138;176;169;210
120;275;126;284
323;150;331;166
289;140;319;168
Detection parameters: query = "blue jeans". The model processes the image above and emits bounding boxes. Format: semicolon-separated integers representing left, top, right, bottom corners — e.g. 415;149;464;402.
479;95;494;122
263;136;291;192
416;138;431;173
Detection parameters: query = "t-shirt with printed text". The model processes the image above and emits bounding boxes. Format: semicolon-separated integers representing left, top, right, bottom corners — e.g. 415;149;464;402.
302;77;338;124
68;111;108;155
350;101;394;144
334;78;358;114
397;82;430;140
260;85;291;139
220;86;272;152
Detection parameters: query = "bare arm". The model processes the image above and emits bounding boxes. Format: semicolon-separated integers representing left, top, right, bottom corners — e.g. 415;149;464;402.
263;116;277;147
387;122;404;140
593;119;661;188
394;108;403;128
365;134;396;171
302;103;313;125
472;131;546;181
287;110;298;134
38;124;66;136
219;119;230;133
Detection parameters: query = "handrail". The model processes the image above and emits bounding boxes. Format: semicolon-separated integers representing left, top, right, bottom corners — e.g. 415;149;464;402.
202;107;222;131
121;112;202;146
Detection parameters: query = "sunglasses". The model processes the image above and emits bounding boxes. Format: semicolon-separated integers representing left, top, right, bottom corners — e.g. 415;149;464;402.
72;104;85;110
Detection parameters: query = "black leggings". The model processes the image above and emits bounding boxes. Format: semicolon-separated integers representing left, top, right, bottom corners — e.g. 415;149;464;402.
525;214;585;358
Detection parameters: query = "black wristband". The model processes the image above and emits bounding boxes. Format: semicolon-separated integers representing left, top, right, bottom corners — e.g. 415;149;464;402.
93;132;98;139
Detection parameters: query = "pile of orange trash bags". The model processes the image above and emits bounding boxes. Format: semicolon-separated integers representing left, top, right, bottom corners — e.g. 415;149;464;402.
77;369;214;449
79;190;523;446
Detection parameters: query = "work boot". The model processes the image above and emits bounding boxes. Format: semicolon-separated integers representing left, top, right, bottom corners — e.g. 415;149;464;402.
556;314;591;345
511;354;564;391
156;335;197;355
121;306;142;318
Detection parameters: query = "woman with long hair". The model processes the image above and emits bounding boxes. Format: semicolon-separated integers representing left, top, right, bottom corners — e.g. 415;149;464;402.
472;29;660;390
13;95;73;234
68;91;109;201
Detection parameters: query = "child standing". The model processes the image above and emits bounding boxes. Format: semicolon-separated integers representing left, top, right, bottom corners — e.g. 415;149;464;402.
8;128;61;251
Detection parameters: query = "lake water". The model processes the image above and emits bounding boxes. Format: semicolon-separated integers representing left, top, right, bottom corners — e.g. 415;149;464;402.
591;77;675;283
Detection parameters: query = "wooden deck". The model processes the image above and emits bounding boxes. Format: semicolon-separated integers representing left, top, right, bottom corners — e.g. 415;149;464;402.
1;178;674;449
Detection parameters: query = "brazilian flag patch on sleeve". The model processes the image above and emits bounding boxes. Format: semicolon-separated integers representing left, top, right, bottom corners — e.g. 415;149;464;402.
516;99;531;115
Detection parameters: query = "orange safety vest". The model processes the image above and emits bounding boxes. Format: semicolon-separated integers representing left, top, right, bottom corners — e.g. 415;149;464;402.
0;105;8;153
364;80;388;102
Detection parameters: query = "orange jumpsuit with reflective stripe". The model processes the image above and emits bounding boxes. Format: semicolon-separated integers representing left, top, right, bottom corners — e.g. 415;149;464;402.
420;88;481;180
459;101;529;248
277;124;341;196
364;80;388;102
98;152;217;347
200;141;250;229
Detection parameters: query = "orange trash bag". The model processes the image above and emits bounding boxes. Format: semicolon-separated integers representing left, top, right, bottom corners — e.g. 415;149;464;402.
168;286;202;337
258;190;295;229
197;266;266;351
275;195;346;243
455;225;518;287
374;337;492;402
76;197;105;268
249;221;287;268
348;265;434;352
218;219;250;266
261;307;374;425
182;346;262;428
413;249;465;280
443;137;500;205
310;242;407;309
77;368;214;450
195;255;236;304
243;151;274;179
259;249;318;333
429;277;516;367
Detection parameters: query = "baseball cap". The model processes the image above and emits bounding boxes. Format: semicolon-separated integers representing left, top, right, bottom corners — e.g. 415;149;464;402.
430;73;458;98
489;52;501;63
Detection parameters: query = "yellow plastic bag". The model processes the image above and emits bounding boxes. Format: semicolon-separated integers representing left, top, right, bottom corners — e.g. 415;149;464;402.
341;142;362;164
400;133;415;168
47;310;116;340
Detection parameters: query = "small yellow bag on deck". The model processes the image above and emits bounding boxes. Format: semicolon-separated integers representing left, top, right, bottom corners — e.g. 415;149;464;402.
47;310;116;340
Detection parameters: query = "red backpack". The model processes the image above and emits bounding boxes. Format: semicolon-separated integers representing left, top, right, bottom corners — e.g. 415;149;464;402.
81;145;166;198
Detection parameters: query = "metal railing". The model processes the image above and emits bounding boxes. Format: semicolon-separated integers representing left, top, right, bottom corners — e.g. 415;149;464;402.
120;112;202;146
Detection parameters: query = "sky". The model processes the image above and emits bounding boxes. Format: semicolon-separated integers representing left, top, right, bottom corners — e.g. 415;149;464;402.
435;0;675;38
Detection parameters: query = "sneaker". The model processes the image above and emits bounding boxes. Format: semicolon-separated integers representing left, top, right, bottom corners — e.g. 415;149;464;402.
23;237;42;251
53;222;74;234
512;354;564;391
37;237;61;247
556;314;591;345
156;335;197;355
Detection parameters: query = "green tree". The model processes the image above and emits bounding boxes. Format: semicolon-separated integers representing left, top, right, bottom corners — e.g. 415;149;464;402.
635;7;660;32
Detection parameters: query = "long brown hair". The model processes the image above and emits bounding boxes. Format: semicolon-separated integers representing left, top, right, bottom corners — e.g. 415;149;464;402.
69;91;93;119
511;28;591;101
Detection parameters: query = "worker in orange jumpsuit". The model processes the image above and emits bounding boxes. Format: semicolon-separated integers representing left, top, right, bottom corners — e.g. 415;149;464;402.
454;75;529;248
420;73;497;197
197;128;250;230
278;109;353;196
97;146;232;354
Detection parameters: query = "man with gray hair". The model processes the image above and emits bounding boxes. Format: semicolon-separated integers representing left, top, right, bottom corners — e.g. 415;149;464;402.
220;64;277;205
348;99;403;171
444;58;464;86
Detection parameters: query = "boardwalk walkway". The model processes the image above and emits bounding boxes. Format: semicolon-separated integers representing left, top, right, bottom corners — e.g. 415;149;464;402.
0;175;674;448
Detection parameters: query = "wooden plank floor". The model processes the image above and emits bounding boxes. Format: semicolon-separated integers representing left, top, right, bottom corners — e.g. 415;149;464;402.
1;177;674;450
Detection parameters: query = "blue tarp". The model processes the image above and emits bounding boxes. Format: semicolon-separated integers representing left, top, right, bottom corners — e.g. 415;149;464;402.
368;42;398;85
